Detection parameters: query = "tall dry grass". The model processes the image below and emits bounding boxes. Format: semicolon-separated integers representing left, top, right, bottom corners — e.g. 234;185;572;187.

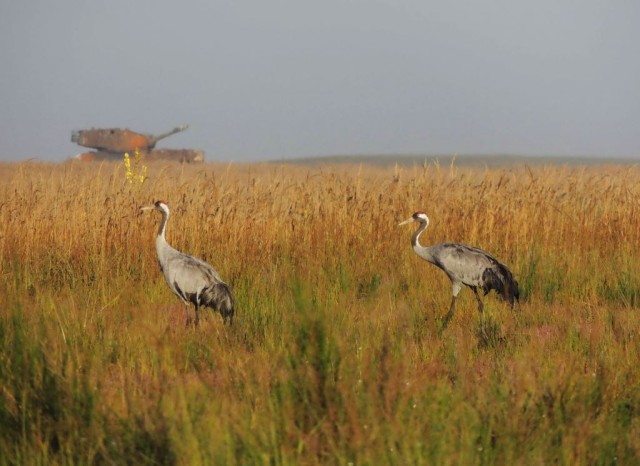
0;160;639;464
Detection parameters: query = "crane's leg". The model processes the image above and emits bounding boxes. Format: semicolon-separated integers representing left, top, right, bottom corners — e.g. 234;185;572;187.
442;296;456;328
184;303;193;327
442;282;462;328
194;304;200;327
471;287;485;333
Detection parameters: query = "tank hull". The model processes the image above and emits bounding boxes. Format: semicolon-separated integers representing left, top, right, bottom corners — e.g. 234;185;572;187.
74;149;204;163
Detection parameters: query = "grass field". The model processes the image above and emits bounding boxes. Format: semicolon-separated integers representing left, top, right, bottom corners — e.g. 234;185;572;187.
1;159;639;465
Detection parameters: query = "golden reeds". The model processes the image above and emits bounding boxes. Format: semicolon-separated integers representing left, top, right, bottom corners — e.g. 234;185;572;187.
1;160;639;464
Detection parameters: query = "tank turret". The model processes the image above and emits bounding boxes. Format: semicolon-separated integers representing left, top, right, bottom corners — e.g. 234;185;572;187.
71;124;188;152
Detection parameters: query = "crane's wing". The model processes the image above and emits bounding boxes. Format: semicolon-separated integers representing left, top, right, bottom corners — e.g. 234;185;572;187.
432;243;494;281
163;252;225;301
431;243;519;304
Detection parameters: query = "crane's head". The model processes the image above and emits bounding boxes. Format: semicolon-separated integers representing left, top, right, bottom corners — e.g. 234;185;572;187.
398;211;429;226
140;200;170;216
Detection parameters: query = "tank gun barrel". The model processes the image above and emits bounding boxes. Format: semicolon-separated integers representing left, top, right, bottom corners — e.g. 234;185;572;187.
147;124;189;148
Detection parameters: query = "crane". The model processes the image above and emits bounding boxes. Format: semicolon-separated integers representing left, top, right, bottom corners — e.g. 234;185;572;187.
140;200;234;326
399;211;518;329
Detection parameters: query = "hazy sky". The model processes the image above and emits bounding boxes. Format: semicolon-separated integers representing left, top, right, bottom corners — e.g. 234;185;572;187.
1;1;638;162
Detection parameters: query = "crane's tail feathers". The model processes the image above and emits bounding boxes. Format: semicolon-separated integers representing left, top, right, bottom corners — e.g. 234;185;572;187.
202;282;235;324
482;264;519;307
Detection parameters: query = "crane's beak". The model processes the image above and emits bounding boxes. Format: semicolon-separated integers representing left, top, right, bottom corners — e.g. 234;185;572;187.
398;217;415;226
139;205;155;213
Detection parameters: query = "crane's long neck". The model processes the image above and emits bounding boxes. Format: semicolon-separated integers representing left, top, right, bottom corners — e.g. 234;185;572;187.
412;220;437;264
155;211;173;263
157;210;169;240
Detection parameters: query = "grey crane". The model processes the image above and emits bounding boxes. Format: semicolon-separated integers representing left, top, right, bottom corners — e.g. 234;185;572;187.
140;200;234;326
399;211;519;328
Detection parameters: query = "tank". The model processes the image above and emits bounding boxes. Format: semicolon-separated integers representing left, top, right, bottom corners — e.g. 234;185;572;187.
70;124;205;162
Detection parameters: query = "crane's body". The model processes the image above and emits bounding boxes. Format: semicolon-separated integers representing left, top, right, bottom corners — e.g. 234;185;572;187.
141;200;234;326
400;211;518;328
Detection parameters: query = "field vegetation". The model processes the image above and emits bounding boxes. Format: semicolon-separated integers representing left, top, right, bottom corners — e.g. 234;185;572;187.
1;160;639;465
